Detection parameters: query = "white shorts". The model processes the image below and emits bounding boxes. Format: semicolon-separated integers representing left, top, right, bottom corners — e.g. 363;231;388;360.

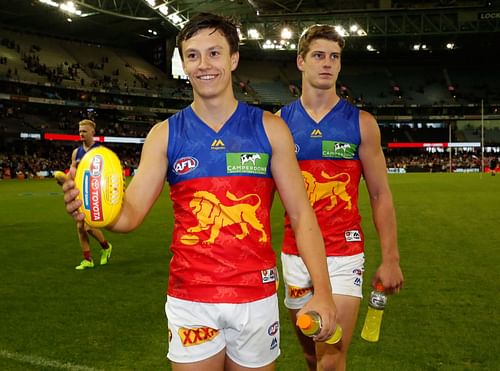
281;252;365;310
165;295;280;367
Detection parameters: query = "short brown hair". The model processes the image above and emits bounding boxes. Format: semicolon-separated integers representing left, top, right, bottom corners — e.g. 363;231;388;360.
298;24;345;59
176;13;240;61
78;119;96;129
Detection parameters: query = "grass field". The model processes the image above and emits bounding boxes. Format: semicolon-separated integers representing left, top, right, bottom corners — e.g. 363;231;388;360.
1;173;499;370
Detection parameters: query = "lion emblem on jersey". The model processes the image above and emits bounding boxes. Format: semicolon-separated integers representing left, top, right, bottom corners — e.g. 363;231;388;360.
182;190;268;245
302;171;352;210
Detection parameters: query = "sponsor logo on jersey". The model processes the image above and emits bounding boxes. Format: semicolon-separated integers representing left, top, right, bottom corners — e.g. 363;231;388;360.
178;327;219;347
310;129;323;138
345;230;361;242
287;285;313;299
211;139;225;150
323;141;357;159
240;153;261;165
268;321;279;336
173;156;199;175
83;154;104;222
270;337;278;350
261;267;277;284
226;152;269;175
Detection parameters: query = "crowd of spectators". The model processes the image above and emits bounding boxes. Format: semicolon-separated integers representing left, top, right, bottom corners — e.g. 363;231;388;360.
1;35;170;94
0;36;82;85
0;140;66;180
3;143;495;180
385;151;491;172
0;98;156;139
22;52;81;85
0;141;140;180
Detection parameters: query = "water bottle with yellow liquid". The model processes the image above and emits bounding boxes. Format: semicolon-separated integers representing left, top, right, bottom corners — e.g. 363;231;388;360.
361;282;387;342
296;311;343;344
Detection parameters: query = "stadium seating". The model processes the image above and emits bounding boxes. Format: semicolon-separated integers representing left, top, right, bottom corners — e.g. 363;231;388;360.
1;27;499;179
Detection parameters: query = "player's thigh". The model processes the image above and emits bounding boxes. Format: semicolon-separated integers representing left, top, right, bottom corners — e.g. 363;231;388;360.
171;349;225;371
281;253;313;309
166;297;226;365
224;295;280;369
171;348;276;371
328;253;365;298
287;308;316;357
314;295;360;371
332;293;361;349
225;356;275;371
166;295;279;368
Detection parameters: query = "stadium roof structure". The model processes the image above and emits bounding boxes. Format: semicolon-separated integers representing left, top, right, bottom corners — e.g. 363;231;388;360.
1;0;499;57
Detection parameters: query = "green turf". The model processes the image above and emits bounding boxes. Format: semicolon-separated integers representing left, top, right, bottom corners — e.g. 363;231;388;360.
0;173;499;370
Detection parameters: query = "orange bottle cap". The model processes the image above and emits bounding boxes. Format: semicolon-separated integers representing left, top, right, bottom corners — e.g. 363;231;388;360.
296;314;313;329
375;282;385;292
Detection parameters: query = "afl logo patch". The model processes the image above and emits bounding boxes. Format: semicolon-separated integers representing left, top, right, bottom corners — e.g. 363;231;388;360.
268;321;279;336
173;157;199;175
90;154;103;176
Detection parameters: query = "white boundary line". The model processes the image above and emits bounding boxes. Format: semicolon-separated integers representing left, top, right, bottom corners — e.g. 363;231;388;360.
0;349;103;371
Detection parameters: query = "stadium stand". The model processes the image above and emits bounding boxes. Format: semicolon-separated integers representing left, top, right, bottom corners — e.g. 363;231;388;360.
1;22;499;179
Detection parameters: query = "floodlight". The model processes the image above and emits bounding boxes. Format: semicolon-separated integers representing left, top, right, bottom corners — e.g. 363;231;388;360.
248;28;261;39
141;0;189;29
168;13;183;25
60;1;82;16
281;27;292;40
334;25;349;37
158;5;168;15
39;0;59;7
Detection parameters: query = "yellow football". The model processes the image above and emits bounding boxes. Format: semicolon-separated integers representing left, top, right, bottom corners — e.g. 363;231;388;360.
74;146;124;228
54;170;67;185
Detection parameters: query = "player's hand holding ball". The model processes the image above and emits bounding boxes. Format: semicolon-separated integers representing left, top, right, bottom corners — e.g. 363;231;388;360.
54;170;67;186
71;147;124;227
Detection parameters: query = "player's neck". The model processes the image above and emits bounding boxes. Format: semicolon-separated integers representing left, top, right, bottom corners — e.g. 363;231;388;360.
191;95;238;132
83;141;94;151
300;88;340;122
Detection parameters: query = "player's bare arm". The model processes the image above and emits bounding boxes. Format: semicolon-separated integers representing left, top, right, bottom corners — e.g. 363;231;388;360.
62;149;87;216
358;110;404;293
262;111;337;341
70;148;77;168
109;120;169;233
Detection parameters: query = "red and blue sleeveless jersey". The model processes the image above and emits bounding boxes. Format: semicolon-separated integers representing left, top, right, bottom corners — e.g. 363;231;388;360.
75;142;100;168
166;102;278;303
280;98;364;257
